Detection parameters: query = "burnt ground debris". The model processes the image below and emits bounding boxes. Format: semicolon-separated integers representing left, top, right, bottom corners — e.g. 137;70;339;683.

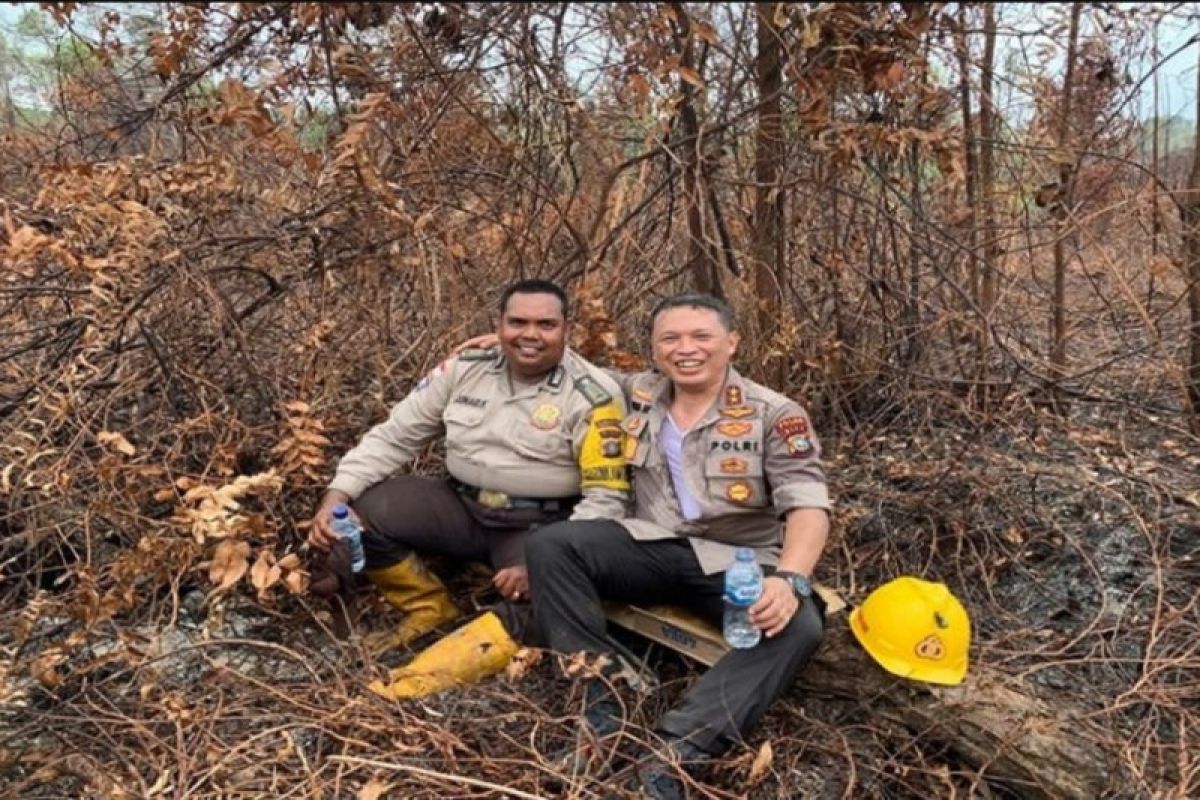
2;390;1196;798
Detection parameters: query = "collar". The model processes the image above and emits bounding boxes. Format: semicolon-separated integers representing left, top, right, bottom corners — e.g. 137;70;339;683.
498;356;568;398
630;372;670;413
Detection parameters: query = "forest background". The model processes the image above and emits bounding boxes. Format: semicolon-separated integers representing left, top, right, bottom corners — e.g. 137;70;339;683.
1;3;1198;798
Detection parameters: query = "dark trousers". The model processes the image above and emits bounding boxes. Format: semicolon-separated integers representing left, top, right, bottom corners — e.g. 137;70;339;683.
353;475;571;570
527;519;824;755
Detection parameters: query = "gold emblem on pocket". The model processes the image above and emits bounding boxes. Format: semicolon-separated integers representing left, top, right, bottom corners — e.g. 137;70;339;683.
719;457;749;475
725;480;753;503
531;404;561;430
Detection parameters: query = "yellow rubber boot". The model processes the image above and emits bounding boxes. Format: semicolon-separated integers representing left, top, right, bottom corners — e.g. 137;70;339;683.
368;611;519;700
364;554;460;652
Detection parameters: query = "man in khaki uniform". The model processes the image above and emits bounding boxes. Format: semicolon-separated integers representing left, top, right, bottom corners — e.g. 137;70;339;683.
525;293;830;799
308;280;629;665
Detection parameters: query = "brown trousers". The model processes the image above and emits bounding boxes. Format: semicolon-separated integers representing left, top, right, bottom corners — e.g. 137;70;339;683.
353;475;572;571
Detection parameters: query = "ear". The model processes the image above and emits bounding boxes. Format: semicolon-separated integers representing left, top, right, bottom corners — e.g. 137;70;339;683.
728;330;741;354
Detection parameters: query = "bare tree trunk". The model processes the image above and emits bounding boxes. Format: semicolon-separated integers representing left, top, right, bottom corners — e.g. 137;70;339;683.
1050;2;1081;400
671;2;722;298
753;1;785;382
0;36;16;131
978;4;999;319
1183;44;1200;433
1149;19;1161;306
953;6;981;362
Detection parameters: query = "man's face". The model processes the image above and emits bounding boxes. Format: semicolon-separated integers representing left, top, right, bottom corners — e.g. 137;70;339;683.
650;306;739;391
497;292;569;379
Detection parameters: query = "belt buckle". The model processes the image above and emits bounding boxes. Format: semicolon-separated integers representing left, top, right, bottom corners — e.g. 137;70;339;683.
477;489;510;510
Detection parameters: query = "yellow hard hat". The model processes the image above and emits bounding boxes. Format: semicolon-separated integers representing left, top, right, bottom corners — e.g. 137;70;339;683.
849;576;970;686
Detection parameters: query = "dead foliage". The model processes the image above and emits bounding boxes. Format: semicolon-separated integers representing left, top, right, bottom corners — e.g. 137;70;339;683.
1;3;1197;798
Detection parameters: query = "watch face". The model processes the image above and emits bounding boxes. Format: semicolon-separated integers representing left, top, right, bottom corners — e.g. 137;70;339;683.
791;575;812;597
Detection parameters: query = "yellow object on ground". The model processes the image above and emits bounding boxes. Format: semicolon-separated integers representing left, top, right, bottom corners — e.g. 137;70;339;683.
364;555;460;652
850;576;970;686
368;611;519;700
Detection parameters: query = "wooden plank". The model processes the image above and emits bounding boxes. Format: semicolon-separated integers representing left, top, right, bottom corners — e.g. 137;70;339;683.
604;583;846;667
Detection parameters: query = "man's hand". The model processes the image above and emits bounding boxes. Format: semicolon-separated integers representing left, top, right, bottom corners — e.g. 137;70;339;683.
453;333;499;354
307;490;353;550
749;575;800;638
492;565;529;602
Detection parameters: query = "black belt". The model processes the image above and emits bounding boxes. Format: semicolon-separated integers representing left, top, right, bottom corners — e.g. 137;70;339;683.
449;478;580;512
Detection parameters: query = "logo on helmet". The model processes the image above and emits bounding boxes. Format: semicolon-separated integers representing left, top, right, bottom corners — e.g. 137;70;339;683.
914;634;946;661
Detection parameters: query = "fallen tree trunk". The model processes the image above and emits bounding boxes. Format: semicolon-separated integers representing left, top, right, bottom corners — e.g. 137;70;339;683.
800;623;1117;800
610;601;1122;799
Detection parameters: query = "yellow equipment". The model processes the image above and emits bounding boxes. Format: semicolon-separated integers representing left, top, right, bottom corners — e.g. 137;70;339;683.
364;554;460;652
849;576;970;686
368;611;519;700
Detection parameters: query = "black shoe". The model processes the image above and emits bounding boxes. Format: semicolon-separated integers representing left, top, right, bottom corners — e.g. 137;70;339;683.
635;739;710;800
583;679;624;736
540;681;627;791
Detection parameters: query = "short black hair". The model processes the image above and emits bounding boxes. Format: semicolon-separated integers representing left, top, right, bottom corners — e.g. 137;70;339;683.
498;279;569;319
649;293;736;332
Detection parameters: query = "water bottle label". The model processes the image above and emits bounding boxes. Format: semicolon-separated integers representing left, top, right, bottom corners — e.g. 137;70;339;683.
725;583;760;606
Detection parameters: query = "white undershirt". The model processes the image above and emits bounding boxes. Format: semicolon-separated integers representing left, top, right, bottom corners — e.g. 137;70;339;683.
660;414;702;520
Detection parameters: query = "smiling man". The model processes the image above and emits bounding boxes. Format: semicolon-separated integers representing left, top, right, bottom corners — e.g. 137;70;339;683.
307;279;628;682
525;293;831;799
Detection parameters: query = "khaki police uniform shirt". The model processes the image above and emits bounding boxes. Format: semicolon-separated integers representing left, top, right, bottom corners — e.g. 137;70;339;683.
614;367;830;574
328;348;630;520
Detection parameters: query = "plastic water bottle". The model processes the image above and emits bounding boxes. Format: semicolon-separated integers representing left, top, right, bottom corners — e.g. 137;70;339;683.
723;548;763;648
330;504;366;572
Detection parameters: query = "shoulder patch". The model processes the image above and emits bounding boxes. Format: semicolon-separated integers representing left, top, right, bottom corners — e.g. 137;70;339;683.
574;375;613;407
458;347;499;362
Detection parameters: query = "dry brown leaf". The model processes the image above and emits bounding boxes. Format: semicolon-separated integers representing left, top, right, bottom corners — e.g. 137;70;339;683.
250;549;281;595
31;648;66;689
358;776;391;800
98;431;136;457
799;19;820;49
504;647;544;681
282;569;309;595
676;65;705;88
747;739;773;785
874;61;906;91
277;553;302;570
693;20;717;44
208;540;250;590
1003;527;1026;545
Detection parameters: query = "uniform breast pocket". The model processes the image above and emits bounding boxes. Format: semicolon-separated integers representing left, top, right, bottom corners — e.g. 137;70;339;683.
443;404;486;444
705;451;767;507
510;428;570;461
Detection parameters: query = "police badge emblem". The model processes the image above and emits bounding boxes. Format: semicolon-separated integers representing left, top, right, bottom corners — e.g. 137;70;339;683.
531;404;561;430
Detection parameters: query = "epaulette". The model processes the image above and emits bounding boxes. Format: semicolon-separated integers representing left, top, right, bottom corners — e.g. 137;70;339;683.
458;347;499;362
574;374;613;407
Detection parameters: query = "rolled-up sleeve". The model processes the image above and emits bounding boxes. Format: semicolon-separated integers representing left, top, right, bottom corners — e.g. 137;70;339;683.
764;401;831;514
569;399;632;521
327;362;455;499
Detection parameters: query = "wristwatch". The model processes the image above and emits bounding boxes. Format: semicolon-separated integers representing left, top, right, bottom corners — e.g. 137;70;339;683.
773;570;813;600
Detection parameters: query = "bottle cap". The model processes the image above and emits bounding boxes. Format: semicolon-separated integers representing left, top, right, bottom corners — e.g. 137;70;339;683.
331;503;349;519
736;547;755;561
